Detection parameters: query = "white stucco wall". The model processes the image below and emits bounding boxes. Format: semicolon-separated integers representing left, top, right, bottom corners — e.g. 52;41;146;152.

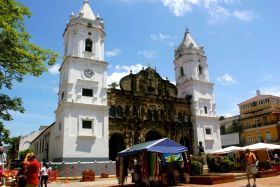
59;105;108;160
194;116;221;153
221;133;240;146
19;127;48;153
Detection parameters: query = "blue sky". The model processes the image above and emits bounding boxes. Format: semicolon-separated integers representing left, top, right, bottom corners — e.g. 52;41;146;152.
6;0;280;137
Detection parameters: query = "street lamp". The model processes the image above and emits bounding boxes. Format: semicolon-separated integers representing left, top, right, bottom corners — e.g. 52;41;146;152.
256;120;261;143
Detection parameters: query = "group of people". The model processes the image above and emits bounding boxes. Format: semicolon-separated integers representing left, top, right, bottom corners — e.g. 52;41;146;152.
19;152;51;187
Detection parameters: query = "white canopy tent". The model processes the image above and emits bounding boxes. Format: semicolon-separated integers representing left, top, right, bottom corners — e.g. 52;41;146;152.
211;146;245;154
243;142;280;151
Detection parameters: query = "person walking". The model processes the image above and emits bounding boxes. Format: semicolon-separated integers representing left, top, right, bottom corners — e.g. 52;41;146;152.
40;163;50;187
245;149;258;187
23;152;40;187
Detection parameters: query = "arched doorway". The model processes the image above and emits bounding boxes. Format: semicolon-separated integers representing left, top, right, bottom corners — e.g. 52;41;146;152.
180;136;192;153
145;130;162;142
109;134;125;161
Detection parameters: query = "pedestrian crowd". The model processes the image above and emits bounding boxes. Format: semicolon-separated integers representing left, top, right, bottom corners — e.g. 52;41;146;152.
0;151;51;187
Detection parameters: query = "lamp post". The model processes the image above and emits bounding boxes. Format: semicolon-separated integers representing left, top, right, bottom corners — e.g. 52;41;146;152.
256;120;261;143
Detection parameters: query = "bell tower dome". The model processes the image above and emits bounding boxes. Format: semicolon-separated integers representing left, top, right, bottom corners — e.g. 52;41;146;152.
63;0;105;61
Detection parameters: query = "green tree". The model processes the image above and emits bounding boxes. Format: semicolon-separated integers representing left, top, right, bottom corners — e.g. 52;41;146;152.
0;0;58;144
8;136;20;159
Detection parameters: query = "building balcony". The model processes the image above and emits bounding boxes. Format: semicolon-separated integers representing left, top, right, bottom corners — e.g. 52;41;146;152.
241;138;280;146
242;121;279;130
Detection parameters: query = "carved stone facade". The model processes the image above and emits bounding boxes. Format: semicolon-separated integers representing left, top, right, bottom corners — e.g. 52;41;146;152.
108;67;193;160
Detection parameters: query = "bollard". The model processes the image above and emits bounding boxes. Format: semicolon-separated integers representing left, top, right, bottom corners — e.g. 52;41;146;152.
73;165;77;179
65;164;69;183
56;169;60;183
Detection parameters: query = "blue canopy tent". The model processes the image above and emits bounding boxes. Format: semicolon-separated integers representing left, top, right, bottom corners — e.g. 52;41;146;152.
117;138;190;185
118;138;188;157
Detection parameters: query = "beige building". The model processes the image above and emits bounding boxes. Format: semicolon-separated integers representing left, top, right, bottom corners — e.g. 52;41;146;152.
239;90;280;145
220;90;280;147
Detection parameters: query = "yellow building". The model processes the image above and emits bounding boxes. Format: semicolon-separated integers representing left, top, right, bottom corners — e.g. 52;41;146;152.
239;90;280;145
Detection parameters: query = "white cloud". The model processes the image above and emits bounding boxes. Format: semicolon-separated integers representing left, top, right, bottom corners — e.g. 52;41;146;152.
159;0;256;23
137;50;157;58
115;63;144;73
216;73;237;85
150;33;171;41
48;64;60;74
105;48;122;57
160;0;198;16
117;0;256;23
233;10;255;21
108;64;145;87
216;91;244;117
150;33;175;46
256;87;280;97
207;4;231;24
107;72;128;88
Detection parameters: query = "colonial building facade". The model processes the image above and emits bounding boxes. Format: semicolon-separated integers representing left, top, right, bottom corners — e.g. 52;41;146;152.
23;1;221;162
174;30;221;153
108;67;193;160
219;90;280;148
239;90;280;145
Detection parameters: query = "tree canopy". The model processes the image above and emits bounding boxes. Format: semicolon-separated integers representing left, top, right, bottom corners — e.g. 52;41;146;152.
0;0;58;144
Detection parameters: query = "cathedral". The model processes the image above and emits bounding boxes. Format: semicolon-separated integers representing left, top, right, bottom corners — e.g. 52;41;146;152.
108;67;193;160
26;0;221;162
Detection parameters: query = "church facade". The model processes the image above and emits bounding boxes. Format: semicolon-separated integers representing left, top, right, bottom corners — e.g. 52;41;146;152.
26;1;221;162
108;67;193;160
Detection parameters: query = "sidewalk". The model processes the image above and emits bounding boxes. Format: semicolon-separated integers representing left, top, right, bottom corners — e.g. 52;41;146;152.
48;177;130;187
48;175;280;187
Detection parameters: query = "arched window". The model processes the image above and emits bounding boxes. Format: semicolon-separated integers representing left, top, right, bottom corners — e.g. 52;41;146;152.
198;65;203;75
180;66;184;76
85;38;93;52
204;106;208;114
109;106;116;117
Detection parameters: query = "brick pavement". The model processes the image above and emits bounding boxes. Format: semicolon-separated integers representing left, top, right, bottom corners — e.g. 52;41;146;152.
48;175;280;187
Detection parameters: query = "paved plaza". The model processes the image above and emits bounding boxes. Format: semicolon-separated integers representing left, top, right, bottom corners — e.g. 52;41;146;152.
48;175;280;187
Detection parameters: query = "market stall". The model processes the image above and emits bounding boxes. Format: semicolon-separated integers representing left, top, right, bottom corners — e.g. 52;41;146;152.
211;146;244;155
242;143;280;162
116;138;190;186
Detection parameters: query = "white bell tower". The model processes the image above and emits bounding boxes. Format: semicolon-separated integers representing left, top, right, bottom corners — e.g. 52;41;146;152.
51;0;109;161
174;29;221;153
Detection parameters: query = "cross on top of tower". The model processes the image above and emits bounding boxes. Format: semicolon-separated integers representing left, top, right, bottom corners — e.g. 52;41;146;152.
185;27;189;33
84;0;89;4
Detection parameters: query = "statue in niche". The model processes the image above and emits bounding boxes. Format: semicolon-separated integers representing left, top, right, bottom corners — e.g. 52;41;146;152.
197;141;205;156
